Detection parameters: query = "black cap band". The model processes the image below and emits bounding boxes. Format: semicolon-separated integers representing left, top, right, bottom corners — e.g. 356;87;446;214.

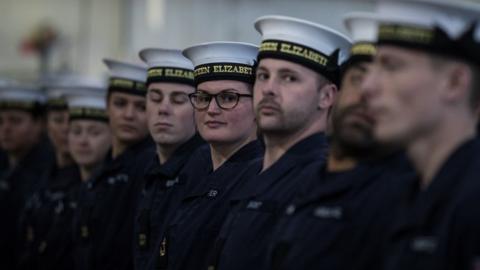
108;77;147;96
147;67;195;86
46;98;68;111
0;101;44;112
257;39;340;85
69;107;108;122
193;63;255;86
377;23;477;64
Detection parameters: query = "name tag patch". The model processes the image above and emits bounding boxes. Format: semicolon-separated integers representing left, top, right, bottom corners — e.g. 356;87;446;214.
313;206;343;219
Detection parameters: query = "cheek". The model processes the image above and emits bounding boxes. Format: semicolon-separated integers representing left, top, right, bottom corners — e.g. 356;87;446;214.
225;103;254;125
175;107;195;128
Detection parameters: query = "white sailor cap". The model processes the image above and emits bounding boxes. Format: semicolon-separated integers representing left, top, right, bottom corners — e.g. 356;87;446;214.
139;48;195;86
343;12;379;63
254;15;352;84
373;0;480;63
182;41;258;86
44;75;107;110
0;83;46;112
66;83;108;122
103;58;148;96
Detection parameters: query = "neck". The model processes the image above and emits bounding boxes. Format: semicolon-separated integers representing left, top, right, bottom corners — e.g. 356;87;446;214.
262;119;324;171
326;144;357;172
210;133;256;171
156;144;178;165
79;166;93;182
408;113;476;189
56;151;73;168
112;138;130;159
7;145;35;169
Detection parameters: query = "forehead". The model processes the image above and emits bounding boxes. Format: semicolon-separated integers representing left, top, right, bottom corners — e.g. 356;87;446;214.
109;92;145;103
0;109;33;119
148;82;195;94
70;119;108;129
197;80;251;93
376;45;429;62
258;58;309;73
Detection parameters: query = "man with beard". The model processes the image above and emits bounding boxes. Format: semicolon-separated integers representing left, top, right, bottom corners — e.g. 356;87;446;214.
208;15;351;270
361;1;480;269
264;12;414;270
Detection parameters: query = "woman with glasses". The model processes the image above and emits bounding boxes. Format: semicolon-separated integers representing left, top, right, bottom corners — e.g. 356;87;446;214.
159;42;263;270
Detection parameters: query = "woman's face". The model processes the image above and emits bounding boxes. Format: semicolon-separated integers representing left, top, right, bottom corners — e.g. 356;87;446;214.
68;119;112;168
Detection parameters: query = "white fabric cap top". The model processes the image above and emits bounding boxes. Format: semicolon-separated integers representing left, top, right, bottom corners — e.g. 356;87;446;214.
67;94;106;110
103;58;148;83
183;41;258;67
139;48;194;70
344;12;379;44
0;83;46;104
45;75;107;100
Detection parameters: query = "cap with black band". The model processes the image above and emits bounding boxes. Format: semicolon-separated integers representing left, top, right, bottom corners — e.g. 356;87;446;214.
254;15;352;86
103;58;148;96
182;41;258;86
66;80;108;122
139;48;195;87
0;83;46;113
374;0;480;65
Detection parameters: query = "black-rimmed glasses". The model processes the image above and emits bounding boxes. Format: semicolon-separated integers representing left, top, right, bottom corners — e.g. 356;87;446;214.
188;91;252;110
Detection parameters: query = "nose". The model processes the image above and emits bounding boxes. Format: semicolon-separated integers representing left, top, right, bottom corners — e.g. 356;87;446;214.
124;103;135;119
157;99;171;116
360;65;380;103
258;75;278;98
206;97;222;115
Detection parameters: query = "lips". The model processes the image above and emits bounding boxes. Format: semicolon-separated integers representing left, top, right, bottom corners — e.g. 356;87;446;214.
154;122;173;128
257;99;281;115
204;120;226;128
118;124;137;132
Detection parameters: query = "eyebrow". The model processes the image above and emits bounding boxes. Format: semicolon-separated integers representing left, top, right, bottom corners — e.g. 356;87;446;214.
196;88;239;94
149;88;190;95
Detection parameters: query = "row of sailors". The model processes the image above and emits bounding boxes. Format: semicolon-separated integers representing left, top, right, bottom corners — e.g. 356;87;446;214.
2;0;480;269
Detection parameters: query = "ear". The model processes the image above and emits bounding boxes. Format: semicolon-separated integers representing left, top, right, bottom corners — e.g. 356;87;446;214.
443;63;472;106
317;83;338;110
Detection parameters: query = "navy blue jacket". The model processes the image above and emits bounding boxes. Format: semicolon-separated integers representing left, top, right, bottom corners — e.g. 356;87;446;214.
267;154;413;270
134;134;205;270
17;164;81;270
211;133;328;270
72;137;154;270
0;138;55;269
384;138;480;270
163;140;263;270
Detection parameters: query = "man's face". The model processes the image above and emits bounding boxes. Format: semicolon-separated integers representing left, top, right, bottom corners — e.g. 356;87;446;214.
254;58;327;136
107;92;148;145
146;82;196;147
193;80;256;145
331;62;376;155
361;46;447;145
0;110;43;154
47;110;70;154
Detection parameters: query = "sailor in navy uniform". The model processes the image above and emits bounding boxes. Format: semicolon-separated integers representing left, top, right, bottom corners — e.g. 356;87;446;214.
16;76;100;270
264;13;414;270
208;15;351;270
359;1;480;269
0;82;55;269
159;41;263;270
133;48;205;270
72;59;153;270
